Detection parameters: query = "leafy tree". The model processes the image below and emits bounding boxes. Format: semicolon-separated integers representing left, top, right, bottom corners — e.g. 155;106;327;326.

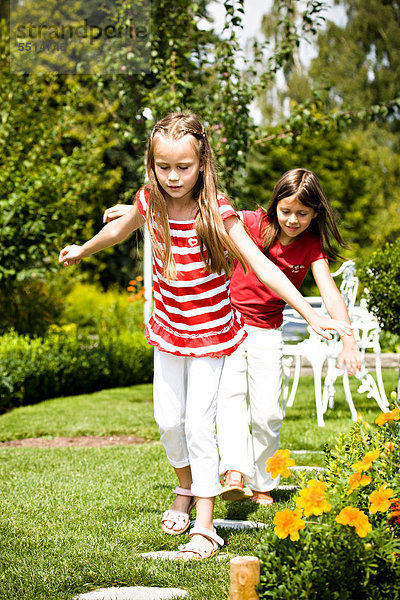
101;0;256;199
0;19;123;330
242;126;400;260
244;0;400;269
309;0;400;130
257;0;327;121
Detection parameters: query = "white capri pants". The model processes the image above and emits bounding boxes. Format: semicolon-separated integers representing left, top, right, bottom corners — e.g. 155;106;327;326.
217;325;284;492
153;347;225;498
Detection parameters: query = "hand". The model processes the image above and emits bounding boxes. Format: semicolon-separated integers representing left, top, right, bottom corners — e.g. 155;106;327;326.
309;315;353;341
103;204;132;223
336;342;362;376
58;244;84;266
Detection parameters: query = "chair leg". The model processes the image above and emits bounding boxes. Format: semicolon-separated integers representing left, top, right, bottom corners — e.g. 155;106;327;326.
322;357;337;413
281;356;292;410
342;370;358;421
356;369;389;413
374;353;389;409
286;356;301;408
311;359;325;427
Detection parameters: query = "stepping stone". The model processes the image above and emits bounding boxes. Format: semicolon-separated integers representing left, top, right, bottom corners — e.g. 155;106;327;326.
75;586;187;600
138;551;229;561
213;519;268;530
291;450;323;455
290;465;325;472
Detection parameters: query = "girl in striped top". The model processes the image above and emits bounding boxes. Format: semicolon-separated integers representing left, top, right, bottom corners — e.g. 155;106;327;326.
59;113;352;560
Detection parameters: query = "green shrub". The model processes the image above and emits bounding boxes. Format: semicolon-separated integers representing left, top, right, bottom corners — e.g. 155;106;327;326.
0;328;153;412
358;242;400;335
257;526;399;600
256;403;400;599
0;278;64;336
379;330;400;353
60;282;145;334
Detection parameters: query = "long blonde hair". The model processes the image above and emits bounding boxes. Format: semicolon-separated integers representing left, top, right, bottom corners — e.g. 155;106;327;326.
146;112;247;280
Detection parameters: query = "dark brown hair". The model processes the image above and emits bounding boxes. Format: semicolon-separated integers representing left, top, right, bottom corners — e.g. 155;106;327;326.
261;168;348;259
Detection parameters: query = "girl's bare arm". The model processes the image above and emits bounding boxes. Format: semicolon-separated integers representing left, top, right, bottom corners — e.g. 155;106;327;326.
59;203;145;266
103;203;132;223
224;216;352;340
311;258;361;373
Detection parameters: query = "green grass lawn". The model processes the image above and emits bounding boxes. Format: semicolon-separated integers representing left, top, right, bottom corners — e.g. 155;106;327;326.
0;369;397;600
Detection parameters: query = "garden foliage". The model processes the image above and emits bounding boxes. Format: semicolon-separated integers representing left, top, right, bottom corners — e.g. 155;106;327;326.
358;242;400;336
0;281;151;411
0;327;153;412
256;404;400;599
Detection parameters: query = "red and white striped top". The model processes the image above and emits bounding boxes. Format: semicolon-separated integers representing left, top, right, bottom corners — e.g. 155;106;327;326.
136;187;246;358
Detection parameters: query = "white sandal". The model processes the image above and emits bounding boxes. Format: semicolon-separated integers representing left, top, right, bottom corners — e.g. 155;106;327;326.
161;487;196;536
174;526;224;560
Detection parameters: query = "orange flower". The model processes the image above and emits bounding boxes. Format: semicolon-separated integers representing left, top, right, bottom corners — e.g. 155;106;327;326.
351;449;380;472
388;501;400;525
266;449;295;479
346;471;372;495
369;485;395;514
335;507;372;538
127;286;136;292
295;479;332;517
273;508;306;541
375;408;400;426
136;275;143;282
384;441;395;454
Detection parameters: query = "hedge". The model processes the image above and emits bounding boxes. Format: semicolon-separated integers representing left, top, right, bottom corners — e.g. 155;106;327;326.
358;241;400;336
0;328;154;412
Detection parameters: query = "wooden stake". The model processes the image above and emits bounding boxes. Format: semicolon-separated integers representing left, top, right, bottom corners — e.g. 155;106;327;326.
229;556;260;600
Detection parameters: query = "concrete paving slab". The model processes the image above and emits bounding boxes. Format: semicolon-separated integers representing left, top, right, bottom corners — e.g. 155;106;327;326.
213;519;268;530
290;465;325;472
291;450;324;455
75;586;187;600
138;550;229;561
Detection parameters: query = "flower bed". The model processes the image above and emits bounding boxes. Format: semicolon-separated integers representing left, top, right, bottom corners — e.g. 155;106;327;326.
256;400;400;599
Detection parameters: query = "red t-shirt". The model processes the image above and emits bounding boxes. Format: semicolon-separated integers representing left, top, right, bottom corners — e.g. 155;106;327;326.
230;208;326;328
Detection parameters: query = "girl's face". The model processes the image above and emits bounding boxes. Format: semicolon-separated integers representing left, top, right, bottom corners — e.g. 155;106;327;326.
153;135;202;206
276;195;316;245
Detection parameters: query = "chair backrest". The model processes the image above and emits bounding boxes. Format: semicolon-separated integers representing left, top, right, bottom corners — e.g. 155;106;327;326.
330;260;358;315
282;260;359;341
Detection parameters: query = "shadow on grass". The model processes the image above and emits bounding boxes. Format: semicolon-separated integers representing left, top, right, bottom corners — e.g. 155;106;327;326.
222;498;259;521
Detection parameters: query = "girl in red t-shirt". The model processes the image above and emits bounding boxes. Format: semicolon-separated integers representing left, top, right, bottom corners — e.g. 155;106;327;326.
217;168;361;505
92;119;352;559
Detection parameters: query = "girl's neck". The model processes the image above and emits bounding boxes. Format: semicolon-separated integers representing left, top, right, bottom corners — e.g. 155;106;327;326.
166;196;198;221
278;230;298;246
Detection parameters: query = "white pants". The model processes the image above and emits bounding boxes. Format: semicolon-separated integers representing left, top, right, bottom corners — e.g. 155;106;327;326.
153;347;225;498
216;325;284;492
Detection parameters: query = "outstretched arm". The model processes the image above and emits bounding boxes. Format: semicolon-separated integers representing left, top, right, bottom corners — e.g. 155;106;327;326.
103;203;132;223
59;203;145;266
311;259;361;374
224;216;353;340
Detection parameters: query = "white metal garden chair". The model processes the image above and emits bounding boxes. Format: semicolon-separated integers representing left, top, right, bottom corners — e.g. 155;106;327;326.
322;299;389;416
281;261;389;426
